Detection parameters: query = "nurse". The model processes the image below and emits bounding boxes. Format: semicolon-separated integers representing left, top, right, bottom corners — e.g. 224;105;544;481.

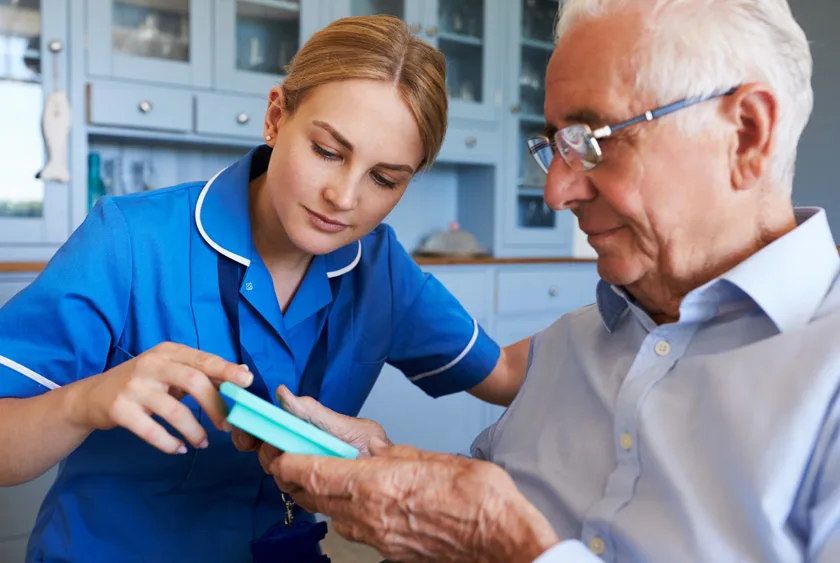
0;14;530;563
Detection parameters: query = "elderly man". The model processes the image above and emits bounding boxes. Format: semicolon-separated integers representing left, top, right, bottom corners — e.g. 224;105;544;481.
241;0;840;560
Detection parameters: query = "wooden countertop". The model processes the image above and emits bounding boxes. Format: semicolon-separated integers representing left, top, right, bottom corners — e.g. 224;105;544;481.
0;256;597;273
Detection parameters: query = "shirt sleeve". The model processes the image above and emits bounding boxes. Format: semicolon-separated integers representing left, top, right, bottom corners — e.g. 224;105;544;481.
382;226;500;398
533;542;603;562
0;197;132;398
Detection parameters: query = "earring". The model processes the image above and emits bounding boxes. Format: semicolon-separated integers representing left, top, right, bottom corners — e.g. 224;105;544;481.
265;135;271;141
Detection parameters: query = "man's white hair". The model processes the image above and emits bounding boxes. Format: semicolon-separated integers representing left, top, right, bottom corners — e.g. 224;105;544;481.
555;0;813;193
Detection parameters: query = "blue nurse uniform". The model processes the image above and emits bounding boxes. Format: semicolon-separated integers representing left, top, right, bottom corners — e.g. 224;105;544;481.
0;145;500;562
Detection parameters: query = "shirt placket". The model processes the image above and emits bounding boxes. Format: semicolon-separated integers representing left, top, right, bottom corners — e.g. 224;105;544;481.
580;319;699;561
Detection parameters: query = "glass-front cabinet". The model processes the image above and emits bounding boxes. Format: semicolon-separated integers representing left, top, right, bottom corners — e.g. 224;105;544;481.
86;0;212;88
214;0;322;96
0;0;70;247
338;0;501;122
502;0;574;251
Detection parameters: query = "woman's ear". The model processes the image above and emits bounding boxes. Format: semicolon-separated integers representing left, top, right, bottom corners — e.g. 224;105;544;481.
263;86;287;146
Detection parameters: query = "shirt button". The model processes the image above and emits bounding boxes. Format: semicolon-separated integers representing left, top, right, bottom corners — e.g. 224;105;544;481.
589;537;606;555
654;340;671;356
620;433;633;450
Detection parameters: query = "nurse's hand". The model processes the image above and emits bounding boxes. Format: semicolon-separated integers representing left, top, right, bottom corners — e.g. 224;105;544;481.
72;342;253;455
232;385;391;472
270;441;559;563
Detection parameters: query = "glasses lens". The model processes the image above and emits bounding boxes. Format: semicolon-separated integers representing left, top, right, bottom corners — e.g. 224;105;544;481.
557;125;602;171
527;137;553;174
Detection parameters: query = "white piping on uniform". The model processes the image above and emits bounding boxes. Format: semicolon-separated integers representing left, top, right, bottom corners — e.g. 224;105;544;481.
409;318;479;382
195;168;251;267
327;241;362;278
0;355;59;390
195;167;361;277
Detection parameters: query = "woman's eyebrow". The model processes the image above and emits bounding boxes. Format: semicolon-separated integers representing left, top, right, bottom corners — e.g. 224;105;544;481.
313;120;354;151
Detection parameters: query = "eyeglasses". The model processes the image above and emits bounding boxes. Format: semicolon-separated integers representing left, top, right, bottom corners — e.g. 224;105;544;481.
527;87;738;173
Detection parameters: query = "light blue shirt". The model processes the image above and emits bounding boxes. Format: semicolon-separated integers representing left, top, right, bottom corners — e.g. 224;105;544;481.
473;208;840;562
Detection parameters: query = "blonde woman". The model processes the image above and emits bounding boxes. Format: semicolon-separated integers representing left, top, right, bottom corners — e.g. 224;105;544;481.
0;15;529;563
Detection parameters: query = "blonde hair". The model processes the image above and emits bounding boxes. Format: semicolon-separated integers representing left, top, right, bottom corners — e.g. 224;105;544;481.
282;15;448;171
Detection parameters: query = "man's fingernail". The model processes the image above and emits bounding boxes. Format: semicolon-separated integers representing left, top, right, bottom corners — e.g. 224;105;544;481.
238;370;253;386
223;421;233;432
176;445;188;455
199;439;209;449
239;364;251;372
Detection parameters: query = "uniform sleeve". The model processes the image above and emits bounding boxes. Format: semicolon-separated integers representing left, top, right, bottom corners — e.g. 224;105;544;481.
0;197;132;398
383;227;500;398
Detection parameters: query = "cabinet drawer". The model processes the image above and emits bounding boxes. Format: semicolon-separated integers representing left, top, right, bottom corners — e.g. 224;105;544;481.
427;269;490;320
196;92;266;140
87;81;192;132
496;265;600;315
438;126;498;164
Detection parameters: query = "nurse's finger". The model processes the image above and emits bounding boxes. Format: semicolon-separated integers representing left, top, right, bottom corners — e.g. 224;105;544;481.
159;342;254;387
142;391;208;449
231;428;261;452
110;398;187;455
164;362;230;431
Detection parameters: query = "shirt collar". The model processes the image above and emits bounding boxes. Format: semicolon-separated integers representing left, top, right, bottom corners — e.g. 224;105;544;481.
597;207;840;333
195;145;362;278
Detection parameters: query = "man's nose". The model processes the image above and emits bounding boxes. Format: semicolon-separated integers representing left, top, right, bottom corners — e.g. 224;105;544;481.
543;159;597;211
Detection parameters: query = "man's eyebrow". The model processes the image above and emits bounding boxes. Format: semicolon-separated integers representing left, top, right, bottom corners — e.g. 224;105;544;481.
313;120;353;151
562;109;618;127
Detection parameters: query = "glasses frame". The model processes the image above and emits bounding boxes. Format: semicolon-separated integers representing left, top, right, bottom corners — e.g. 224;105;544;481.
527;86;738;173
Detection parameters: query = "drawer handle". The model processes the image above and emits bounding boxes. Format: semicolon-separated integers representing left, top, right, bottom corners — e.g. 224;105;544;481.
548;286;559;297
426;26;437;37
138;100;153;114
510;104;521;114
236;112;250;124
465;136;477;148
409;23;422;34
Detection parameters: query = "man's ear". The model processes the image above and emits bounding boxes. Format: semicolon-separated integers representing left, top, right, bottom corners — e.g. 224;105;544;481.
263;86;287;146
722;83;778;191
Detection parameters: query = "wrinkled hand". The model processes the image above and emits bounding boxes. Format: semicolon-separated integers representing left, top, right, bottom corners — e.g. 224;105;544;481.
231;384;391;475
271;441;559;563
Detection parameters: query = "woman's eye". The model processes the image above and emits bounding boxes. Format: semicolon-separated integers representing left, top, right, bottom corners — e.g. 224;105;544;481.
312;143;339;161
371;171;397;189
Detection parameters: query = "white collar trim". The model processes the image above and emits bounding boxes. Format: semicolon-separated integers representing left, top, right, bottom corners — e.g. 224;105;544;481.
196;167;362;277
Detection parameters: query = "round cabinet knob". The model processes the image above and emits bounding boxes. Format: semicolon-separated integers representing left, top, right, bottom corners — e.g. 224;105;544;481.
138;100;153;114
48;40;63;53
465;136;477;148
548;286;559;297
426;26;437;37
409;23;422;34
236;112;250;124
510;104;521;114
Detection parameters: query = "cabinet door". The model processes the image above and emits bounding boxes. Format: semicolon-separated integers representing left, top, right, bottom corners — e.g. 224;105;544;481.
86;0;211;88
332;0;424;33
501;0;576;251
214;0;321;96
0;0;71;248
425;0;501;122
